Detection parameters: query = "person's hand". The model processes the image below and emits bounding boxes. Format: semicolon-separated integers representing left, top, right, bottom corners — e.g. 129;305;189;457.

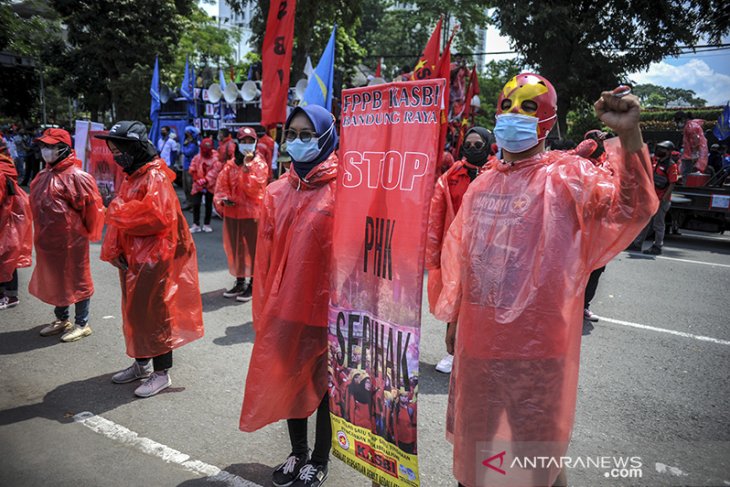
445;322;457;355
197;178;207;187
111;255;128;271
594;87;643;152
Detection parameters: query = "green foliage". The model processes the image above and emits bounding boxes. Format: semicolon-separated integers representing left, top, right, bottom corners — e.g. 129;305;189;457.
472;59;522;129
566;102;606;141
490;0;730;135
632;83;707;109
639;107;721;131
51;0;195;122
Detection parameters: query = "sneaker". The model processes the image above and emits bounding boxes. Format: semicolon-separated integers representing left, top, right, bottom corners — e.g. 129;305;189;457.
223;281;246;298
272;453;308;487
0;295;19;309
582;319;595;336
61;324;93;342
40;319;73;337
112;360;153;384
134;371;171;398
235;281;253;302
643;245;662;255
435;354;454;374
584;308;599;322
202;224;213;233
626;243;642;252
292;462;328;487
190;224;202;233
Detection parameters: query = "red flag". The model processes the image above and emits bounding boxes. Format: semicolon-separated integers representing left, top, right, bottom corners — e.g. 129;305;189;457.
411;17;442;80
437;25;457;162
375;57;382;78
455;66;480;156
261;0;297;128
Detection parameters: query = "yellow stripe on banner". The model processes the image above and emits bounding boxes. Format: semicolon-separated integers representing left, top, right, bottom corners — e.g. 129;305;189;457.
316;73;327;99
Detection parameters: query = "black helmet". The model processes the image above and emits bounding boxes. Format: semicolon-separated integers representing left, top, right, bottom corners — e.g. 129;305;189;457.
656;140;675;151
94;120;150;144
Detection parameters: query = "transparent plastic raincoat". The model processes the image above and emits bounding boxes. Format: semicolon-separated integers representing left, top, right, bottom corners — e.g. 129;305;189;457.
435;138;658;487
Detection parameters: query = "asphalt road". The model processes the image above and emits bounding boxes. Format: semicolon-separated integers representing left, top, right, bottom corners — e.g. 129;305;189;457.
1;205;728;487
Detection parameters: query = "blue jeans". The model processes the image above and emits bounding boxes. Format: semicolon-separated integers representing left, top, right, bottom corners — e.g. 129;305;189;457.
54;298;90;326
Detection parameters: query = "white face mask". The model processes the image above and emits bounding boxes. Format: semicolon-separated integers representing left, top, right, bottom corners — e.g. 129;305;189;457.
41;147;58;163
238;143;256;155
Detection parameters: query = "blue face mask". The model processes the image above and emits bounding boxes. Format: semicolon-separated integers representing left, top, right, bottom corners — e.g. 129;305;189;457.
286;123;334;163
494;113;541;154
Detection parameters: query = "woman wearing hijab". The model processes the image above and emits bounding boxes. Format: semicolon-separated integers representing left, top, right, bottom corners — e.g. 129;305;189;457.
426;127;494;374
240;105;338;487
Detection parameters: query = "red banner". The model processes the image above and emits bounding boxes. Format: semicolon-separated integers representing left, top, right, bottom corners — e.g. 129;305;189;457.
260;0;297;128
328;79;445;487
87;130;124;206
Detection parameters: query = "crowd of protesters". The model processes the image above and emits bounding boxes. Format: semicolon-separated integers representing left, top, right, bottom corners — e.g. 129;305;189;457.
1;74;728;487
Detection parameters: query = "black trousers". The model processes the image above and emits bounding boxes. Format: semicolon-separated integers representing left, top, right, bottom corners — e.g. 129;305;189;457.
192;192;213;225
287;393;331;465
0;269;18;295
136;351;173;371
584;266;606;309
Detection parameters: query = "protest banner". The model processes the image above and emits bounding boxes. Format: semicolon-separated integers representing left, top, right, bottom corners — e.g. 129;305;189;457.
328;79;445;487
87;130;124;206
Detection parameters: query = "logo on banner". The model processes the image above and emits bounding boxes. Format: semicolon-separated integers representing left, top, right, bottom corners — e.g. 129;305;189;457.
354;441;399;478
483;451;508;475
337;431;350;451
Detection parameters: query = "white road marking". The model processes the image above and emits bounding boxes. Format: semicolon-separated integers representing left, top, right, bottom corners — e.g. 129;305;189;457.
74;412;262;487
600;317;730;346
625;250;730;268
655;462;689;477
655;255;730;269
102;315;115;320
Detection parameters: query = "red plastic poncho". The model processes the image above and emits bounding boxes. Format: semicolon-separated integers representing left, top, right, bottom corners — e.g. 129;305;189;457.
425;160;487;313
681;119;709;172
29;154;104;306
189;151;222;195
214;155;268;278
101;158;204;358
435;138;658;487
0;153;33;282
240;154;337;432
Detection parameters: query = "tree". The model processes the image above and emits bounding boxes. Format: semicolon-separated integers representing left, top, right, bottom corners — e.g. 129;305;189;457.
51;0;196;122
632;83;707;109
357;0;491;78
491;0;730;135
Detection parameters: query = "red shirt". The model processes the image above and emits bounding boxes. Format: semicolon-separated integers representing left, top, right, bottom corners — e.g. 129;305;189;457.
653;158;678;199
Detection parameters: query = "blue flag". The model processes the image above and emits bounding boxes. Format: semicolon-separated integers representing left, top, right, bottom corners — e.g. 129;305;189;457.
302;25;336;111
713;102;730;141
149;56;161;148
181;57;196;119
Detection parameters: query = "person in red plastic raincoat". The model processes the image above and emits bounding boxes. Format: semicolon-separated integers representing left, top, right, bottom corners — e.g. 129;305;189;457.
674;111;709;177
96;121;204;399
240;105;338;487
30;128;104;342
188;137;222;233
434;75;658;487
427;127;494;375
0;137;33;310
217;127;237;166
214;126;268;302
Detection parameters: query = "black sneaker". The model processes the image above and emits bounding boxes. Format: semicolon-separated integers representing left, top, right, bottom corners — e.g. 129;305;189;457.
236;281;253;302
223;281;246;298
292;462;328;487
272;453;308;487
0;295;19;310
643;245;662;255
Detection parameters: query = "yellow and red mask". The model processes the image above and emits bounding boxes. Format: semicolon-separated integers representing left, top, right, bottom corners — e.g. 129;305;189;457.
496;73;557;141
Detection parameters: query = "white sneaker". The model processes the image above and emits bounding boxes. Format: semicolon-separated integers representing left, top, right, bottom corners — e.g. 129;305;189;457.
435;354;454;374
190;224;202;234
40;319;73;337
112;360;153;384
60;324;93;342
202;225;213;233
134;371;171;398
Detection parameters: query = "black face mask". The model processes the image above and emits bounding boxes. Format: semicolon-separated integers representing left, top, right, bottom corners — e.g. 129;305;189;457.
463;145;489;166
113;152;135;170
655;150;669;161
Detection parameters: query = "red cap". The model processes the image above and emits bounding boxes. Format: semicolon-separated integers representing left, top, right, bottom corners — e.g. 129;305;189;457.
236;127;257;140
37;128;72;147
201;137;214;149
